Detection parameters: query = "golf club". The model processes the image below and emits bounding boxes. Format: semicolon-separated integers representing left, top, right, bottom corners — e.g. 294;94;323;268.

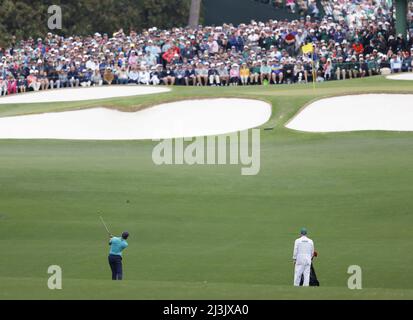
99;215;111;235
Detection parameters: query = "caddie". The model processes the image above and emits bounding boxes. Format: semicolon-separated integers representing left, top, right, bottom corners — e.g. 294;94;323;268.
293;228;314;286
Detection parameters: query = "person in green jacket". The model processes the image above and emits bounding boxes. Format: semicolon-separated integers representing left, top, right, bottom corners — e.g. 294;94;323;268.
334;56;347;80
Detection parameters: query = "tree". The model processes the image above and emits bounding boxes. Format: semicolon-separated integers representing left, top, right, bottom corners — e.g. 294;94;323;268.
188;0;202;28
0;0;191;46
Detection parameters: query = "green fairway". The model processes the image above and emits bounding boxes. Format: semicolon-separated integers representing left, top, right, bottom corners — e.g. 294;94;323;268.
1;76;413;299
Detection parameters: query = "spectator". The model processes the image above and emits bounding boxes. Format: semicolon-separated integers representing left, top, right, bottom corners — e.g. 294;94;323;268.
184;64;196;86
48;65;59;89
79;69;92;87
273;58;286;84
128;66;139;84
229;64;240;85
161;65;175;86
367;55;379;76
91;69;103;86
27;70;41;91
208;63;220;86
217;63;229;86
286;0;296;14
402;49;413;72
128;50;139;69
390;54;402;73
195;63;208;86
18;75;27;93
38;70;49;91
284;58;296;84
240;62;250;85
103;67;115;85
250;61;261;85
117;67;129;85
348;56;360;79
0;76;7;96
138;66;151;85
260;60;271;84
68;66;80;87
150;65;162;85
7;74;17;94
294;60;307;83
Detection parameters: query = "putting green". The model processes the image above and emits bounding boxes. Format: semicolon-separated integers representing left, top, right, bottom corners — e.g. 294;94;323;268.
1;76;413;300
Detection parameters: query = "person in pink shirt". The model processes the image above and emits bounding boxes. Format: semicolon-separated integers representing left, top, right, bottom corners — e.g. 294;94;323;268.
229;64;240;86
128;50;138;69
208;36;219;55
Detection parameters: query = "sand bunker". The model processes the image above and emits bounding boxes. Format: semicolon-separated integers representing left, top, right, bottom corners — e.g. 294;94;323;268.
387;73;413;81
286;94;413;132
0;98;272;140
0;86;170;104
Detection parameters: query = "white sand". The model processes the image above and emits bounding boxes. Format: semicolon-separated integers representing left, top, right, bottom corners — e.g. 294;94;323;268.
386;73;413;81
0;86;170;104
0;98;272;140
286;94;413;132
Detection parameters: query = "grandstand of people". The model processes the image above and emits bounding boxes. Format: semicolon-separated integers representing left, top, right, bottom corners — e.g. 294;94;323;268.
0;0;412;96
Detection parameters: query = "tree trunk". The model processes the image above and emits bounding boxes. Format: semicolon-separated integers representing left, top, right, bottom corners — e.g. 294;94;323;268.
188;0;202;28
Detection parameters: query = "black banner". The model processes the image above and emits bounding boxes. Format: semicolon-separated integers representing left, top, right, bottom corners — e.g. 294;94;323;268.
1;300;409;318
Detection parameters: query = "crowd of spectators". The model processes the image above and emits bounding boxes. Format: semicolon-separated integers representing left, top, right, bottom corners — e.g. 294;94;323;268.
1;0;413;96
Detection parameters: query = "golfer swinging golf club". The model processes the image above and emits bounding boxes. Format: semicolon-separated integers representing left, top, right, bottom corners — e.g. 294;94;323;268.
293;228;314;286
108;231;129;280
100;216;130;280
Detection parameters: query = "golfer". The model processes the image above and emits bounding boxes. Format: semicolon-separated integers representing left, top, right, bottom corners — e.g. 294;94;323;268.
293;228;314;287
108;231;129;280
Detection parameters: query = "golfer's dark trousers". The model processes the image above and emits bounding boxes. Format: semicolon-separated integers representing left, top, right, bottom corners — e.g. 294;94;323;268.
108;254;123;280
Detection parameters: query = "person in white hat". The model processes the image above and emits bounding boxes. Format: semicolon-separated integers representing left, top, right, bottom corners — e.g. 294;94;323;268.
138;65;151;85
150;65;162;86
27;70;41;92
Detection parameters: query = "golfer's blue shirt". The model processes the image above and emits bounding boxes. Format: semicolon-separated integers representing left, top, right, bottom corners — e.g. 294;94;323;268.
109;237;128;256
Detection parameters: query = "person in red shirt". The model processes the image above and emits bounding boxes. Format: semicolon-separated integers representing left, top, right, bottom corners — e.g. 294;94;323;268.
7;74;17;94
352;40;364;55
162;43;180;64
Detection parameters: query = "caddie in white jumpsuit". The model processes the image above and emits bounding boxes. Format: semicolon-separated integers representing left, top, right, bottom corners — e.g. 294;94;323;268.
293;228;314;286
